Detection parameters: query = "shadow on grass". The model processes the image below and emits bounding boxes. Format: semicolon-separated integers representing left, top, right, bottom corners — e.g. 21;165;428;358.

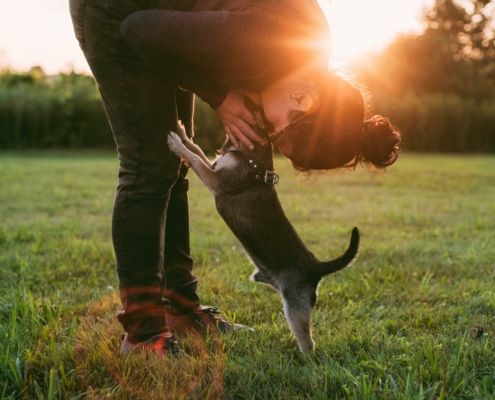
73;294;226;399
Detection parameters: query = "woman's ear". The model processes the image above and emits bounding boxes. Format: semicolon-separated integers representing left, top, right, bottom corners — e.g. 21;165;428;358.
290;92;317;113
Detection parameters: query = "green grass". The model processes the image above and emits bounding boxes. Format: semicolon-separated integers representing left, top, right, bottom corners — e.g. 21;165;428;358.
1;151;494;399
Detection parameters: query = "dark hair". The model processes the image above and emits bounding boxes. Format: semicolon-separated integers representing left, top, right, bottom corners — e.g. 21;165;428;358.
281;73;401;171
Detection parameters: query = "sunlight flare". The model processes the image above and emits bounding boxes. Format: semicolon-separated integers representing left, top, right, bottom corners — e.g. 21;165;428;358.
317;0;433;59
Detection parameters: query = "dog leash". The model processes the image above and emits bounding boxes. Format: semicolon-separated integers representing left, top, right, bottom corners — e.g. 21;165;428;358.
244;95;306;143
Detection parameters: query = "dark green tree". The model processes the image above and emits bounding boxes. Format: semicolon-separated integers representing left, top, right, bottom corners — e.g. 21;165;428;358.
351;0;495;153
425;0;495;63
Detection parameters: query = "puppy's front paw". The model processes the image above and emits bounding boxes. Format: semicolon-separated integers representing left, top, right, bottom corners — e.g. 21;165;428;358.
168;132;186;156
176;120;190;142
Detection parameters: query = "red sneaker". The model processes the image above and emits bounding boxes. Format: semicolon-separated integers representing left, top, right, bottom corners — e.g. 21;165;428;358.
120;332;181;357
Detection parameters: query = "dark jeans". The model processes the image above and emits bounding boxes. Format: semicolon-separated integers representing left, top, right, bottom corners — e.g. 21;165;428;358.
69;0;201;338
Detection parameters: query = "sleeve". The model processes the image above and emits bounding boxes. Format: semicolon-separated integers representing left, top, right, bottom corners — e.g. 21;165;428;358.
121;11;237;109
120;9;265;107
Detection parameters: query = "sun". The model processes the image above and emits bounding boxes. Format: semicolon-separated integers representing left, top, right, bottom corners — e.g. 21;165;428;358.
317;0;430;59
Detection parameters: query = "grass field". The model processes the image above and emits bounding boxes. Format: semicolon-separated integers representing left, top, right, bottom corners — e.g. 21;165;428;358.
1;151;494;399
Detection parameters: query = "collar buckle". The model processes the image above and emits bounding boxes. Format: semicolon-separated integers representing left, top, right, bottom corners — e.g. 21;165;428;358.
263;171;279;185
248;170;279;185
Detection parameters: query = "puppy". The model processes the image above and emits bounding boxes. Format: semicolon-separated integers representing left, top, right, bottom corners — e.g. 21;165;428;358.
167;122;359;354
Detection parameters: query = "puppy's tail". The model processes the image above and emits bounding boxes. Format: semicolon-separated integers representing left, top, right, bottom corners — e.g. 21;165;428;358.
319;227;360;277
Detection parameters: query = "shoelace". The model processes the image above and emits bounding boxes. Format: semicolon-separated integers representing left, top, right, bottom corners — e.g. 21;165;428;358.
199;306;233;327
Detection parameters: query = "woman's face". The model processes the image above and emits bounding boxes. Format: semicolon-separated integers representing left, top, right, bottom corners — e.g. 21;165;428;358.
260;73;318;162
261;91;292;134
262;92;316;162
261;79;317;135
275;134;294;160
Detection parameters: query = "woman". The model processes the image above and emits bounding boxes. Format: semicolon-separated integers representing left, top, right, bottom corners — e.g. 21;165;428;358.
69;0;400;356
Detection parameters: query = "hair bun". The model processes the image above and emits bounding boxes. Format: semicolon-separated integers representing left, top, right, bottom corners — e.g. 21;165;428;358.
361;115;401;167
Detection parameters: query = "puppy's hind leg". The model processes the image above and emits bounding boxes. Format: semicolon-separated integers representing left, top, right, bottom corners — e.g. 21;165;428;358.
281;288;316;355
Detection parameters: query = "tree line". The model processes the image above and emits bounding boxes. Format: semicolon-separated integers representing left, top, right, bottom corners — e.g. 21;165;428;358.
0;68;225;153
354;0;495;152
0;0;494;153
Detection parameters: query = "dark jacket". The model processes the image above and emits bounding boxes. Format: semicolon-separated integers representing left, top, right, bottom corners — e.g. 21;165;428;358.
120;0;331;108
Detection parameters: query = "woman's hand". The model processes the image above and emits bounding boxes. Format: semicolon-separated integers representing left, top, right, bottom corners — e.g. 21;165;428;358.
214;89;266;149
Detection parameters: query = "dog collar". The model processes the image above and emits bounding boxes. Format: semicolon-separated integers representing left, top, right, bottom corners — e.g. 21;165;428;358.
246;158;279;185
247;170;279;185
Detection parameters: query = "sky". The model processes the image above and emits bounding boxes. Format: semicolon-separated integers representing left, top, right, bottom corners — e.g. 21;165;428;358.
0;0;433;75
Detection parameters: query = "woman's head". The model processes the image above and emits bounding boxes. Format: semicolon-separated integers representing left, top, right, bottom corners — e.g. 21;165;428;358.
266;72;401;171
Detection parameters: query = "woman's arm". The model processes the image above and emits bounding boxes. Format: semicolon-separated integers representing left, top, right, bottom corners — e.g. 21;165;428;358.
120;9;264;147
121;9;266;81
121;17;229;109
